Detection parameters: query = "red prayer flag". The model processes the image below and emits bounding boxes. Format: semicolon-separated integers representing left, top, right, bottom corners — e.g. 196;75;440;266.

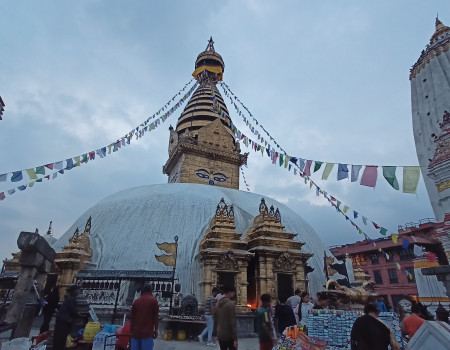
360;166;378;187
373;222;380;229
89;151;95;160
0;192;5;201
45;163;54;170
427;252;436;262
330;196;337;201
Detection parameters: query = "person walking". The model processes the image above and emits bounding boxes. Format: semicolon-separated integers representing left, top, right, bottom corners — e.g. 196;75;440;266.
274;296;296;335
40;286;60;334
255;294;276;350
351;303;400;350
199;287;219;346
130;284;159;350
53;285;81;350
212;285;238;350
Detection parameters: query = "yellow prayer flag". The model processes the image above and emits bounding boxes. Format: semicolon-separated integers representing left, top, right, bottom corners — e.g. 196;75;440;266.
391;233;398;244
284;156;290;168
155;254;176;267
322;163;334;180
310;180;314;189
403;166;421;194
343;206;349;214
26;169;38;180
157;242;177;255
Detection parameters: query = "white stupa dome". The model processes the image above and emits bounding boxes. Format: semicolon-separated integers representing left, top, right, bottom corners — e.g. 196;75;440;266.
52;183;329;296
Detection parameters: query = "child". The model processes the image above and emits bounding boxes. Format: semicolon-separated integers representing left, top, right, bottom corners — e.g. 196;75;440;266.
255;294;276;350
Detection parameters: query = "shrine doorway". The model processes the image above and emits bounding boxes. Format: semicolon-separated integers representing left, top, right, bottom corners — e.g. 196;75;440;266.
218;272;235;291
277;273;293;301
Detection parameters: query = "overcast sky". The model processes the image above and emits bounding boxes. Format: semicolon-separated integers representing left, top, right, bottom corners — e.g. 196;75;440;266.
1;1;448;263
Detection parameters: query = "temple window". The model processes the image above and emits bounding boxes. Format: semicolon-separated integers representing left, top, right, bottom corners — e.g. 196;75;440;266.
373;270;383;284
405;267;415;283
388;269;398;284
370;252;379;265
399;247;414;260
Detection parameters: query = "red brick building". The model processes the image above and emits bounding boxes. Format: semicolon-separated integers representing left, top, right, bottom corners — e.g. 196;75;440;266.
330;219;446;308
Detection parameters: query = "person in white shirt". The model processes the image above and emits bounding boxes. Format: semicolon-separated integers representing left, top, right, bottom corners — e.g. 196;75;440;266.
296;292;314;327
286;289;302;309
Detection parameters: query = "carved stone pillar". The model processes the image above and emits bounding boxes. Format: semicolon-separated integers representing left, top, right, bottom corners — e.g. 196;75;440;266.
4;231;55;339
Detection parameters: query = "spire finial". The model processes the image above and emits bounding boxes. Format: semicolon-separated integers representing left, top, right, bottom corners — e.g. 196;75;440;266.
46;220;53;235
205;36;215;52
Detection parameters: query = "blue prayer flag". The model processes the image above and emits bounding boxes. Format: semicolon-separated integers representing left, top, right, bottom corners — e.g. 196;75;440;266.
402;239;410;250
11;171;23;182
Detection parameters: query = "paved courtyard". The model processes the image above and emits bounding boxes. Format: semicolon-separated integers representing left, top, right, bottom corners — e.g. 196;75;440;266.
154;338;259;350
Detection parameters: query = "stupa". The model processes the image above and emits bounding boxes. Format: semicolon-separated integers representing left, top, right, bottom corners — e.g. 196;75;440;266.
47;38;331;310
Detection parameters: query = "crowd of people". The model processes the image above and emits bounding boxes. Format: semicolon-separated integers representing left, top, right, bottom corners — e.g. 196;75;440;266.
35;282;450;350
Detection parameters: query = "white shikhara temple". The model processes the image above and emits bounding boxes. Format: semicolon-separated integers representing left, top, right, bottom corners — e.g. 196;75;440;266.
411;18;450;222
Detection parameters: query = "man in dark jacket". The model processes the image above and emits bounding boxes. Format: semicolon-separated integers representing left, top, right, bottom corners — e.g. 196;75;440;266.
130;284;159;350
351;303;398;350
53;285;81;350
40;286;60;334
213;285;238;350
274;295;296;335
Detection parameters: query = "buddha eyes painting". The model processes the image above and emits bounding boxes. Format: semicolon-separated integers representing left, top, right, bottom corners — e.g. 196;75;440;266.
195;169;228;185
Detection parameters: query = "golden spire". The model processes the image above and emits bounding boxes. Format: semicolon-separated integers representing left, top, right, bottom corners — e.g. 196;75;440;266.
430;17;450;43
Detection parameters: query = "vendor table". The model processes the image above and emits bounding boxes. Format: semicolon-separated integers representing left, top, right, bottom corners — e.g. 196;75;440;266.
162;318;206;341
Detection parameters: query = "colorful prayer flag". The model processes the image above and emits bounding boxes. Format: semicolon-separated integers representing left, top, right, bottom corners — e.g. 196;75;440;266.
337;164;349;181
382;166;399;190
360;166;378;188
11;171;23;182
314;161;323;172
351;165;362;182
26;169;38;180
304;160;312;176
322;163;334;180
379;227;387;236
403;166;421;194
402;239;410;250
391;233;398;243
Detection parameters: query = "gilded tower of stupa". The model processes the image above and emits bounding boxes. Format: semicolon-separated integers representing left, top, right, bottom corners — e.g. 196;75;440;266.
163;38;247;189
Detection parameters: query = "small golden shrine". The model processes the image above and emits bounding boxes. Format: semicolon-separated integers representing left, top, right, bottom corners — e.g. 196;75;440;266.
196;198;253;313
53;217;95;298
197;198;313;311
245;199;312;304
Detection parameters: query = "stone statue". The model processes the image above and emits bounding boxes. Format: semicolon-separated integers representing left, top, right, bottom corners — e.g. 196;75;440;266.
325;279;377;305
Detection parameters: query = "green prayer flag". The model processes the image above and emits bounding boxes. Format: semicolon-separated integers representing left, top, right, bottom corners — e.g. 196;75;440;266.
322;163;334;180
403;166;421;194
336;200;341;209
35;166;45;175
82;154;88;164
314;161;323;172
383;166;399;190
380;227;387;236
279;154;284;167
26;169;38;180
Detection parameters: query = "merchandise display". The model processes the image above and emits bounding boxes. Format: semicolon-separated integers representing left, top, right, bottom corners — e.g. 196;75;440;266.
305;310;403;350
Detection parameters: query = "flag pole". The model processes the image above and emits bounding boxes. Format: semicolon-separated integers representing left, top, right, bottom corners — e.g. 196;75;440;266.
169;236;178;315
